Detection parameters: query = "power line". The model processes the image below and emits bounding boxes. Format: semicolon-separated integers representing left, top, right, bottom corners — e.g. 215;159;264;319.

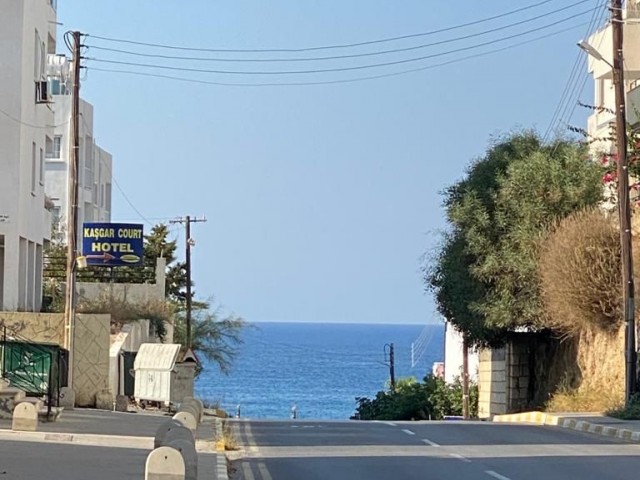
84;0;592;64
86;22;590;88
0;107;69;129
543;0;607;140
86;8;597;76
85;0;567;53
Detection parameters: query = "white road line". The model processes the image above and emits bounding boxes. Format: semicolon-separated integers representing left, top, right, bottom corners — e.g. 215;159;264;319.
402;429;415;435
242;462;256;480
257;462;273;480
450;453;471;463
385;422;397;427
421;438;440;447
485;470;512;480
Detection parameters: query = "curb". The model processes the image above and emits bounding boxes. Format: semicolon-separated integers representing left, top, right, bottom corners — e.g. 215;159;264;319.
492;411;640;442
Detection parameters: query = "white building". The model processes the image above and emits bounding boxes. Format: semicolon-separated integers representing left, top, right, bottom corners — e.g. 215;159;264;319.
45;55;112;245
585;1;640;155
443;322;478;384
0;0;57;311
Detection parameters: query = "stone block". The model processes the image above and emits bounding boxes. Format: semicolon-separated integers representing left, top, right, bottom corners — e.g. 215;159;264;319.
145;446;185;480
115;395;129;412
95;389;113;410
12;402;38;431
155;419;194;449
58;387;75;409
167;438;197;480
172;411;197;433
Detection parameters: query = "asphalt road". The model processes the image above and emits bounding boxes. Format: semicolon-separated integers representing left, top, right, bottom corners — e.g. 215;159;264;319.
0;439;148;479
228;419;640;480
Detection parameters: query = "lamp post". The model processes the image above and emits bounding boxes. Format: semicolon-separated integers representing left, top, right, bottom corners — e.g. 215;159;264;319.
579;1;636;404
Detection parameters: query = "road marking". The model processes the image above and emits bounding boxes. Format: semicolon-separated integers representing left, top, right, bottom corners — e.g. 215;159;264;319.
385;422;397;427
242;462;256;480
485;470;512;480
450;453;471;463
421;438;440;447
257;462;273;480
402;429;415;435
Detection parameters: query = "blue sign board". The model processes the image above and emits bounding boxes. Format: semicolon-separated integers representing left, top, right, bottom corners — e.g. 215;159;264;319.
82;222;144;267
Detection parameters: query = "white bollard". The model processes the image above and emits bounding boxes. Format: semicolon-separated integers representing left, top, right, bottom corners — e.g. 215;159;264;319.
145;446;185;480
155;419;194;449
172;411;197;434
12;402;38;432
167;438;198;480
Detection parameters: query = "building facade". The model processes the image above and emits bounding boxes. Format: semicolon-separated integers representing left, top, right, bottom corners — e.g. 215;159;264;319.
45;55;113;246
0;0;58;311
586;1;640;155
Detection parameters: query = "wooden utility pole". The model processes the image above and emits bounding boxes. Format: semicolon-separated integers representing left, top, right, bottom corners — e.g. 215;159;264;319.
63;31;82;387
384;343;396;392
170;216;207;348
611;0;637;404
462;336;470;419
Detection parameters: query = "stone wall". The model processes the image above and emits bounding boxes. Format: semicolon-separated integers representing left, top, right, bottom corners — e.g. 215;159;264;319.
0;311;111;408
0;312;64;344
73;314;110;407
506;336;532;413
478;347;507;418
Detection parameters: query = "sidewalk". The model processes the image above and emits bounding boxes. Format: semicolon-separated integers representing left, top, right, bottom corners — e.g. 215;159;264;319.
493;411;640;442
0;408;228;479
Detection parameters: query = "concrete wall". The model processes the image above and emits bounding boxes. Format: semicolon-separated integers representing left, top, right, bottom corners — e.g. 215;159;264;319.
73;313;110;407
478;347;507;419
0;311;111;407
0;311;64;343
478;337;534;418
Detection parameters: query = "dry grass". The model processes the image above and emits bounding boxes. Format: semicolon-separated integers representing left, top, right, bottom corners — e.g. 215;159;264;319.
215;420;239;451
77;294;174;340
547;385;623;413
538;208;627;336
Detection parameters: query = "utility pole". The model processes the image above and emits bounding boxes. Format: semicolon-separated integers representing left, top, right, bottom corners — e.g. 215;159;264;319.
611;0;637;405
384;343;396;392
462;336;470;419
63;31;82;387
170;215;207;349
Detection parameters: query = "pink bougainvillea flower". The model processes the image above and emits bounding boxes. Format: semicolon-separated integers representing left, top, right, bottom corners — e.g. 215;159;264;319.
603;172;616;183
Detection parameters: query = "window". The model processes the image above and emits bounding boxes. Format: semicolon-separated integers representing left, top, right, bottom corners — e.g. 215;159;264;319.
39;148;44;185
31;143;36;194
46;135;62;159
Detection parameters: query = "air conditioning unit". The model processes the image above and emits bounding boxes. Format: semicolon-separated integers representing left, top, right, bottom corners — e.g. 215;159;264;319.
35;80;49;104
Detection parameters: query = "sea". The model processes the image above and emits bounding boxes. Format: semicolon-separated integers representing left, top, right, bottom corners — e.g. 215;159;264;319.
195;322;444;420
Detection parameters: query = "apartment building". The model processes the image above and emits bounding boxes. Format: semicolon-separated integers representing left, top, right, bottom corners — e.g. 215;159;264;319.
0;0;58;311
586;1;640;154
45;54;113;245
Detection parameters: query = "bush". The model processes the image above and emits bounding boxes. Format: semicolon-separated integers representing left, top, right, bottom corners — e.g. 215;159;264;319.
351;375;478;421
538;208;640;335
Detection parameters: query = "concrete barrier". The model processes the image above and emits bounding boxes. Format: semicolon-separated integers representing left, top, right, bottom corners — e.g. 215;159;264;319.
181;397;204;422
145;446;185;480
154;419;194;449
178;404;201;425
172;411;197;433
12;402;38;432
167;438;198;480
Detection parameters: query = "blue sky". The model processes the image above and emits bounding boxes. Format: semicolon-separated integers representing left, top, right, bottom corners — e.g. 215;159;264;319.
56;0;603;324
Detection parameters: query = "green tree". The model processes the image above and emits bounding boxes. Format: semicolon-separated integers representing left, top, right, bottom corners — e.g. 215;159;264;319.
172;304;244;375
426;132;603;346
